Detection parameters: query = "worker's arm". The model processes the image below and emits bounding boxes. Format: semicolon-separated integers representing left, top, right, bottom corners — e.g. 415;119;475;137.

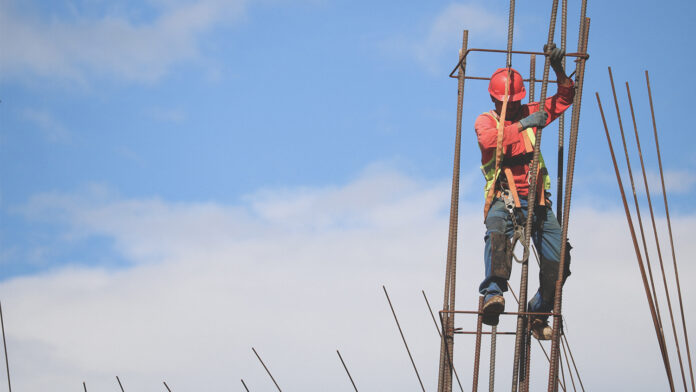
539;46;575;126
474;114;523;151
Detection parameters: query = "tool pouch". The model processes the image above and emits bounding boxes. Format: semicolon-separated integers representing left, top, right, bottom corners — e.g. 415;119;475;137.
490;232;513;280
539;242;572;305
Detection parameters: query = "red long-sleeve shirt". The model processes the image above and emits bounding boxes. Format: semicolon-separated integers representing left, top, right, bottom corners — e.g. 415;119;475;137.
475;82;575;197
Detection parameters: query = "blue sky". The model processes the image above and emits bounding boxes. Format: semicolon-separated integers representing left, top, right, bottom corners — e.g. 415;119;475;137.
1;0;695;390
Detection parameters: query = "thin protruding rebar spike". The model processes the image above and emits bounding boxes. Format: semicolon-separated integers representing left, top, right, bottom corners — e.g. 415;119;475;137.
646;70;696;392
0;302;11;392
423;291;465;392
561;338;576;391
626;81;688;391
383;286;426;392
562;333;586;392
608;68;665;335
241;379;250;392
252;347;282;392
608;68;675;388
83;381;87;392
336;350;359;392
596;92;675;391
116;376;125;392
163;381;172;392
558;347;567;392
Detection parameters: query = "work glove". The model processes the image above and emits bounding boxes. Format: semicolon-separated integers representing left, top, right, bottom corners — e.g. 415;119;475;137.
519;110;548;129
548;45;565;71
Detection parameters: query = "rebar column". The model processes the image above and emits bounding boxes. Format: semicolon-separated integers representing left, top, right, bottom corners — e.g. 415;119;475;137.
437;29;468;392
556;0;568;221
472;297;484;392
547;16;590;392
512;1;560;390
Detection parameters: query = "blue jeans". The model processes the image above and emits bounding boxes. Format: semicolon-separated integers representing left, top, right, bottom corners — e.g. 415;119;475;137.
479;197;568;319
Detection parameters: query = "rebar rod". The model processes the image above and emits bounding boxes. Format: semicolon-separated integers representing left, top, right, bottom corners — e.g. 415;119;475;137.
626;81;688;391
608;69;665;332
163;381;172;392
646;70;696;392
473;297;484;392
337;350;359;392
437;29;468;392
506;0;515;68
252;347;282;392
0;302;11;392
547;16;590;392
490;326;498;392
608;69;674;387
241;379;250;392
522;320;532;392
423;291;464;391
512;1;559;390
558;348;568;392
556;0;568;222
83;381;87;392
383;286;426;392
596;92;675;392
561;338;576;391
562;333;585;392
116;376;125;392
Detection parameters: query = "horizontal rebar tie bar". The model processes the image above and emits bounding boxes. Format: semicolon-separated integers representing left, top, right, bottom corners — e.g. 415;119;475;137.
449;48;588;77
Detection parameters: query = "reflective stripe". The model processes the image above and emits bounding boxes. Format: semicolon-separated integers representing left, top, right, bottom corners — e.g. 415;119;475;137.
480;112;550;197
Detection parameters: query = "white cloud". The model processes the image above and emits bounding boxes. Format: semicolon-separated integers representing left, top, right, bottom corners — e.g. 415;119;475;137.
22;108;72;143
4;168;696;390
413;3;506;73
0;0;247;83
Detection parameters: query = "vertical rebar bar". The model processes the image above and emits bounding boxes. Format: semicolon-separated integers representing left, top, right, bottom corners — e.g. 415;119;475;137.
437;29;468;392
489;326;498;392
529;55;536;102
472;297;484;392
596;92;675;392
0;302;11;392
423;291;464;392
547;16;590;392
556;0;568;222
252;347;282;392
506;0;515;68
163;381;172;392
116;376;125;392
646;70;696;392
383;286;426;392
241;379;250;392
514;2;560;390
337;350;359;392
626;81;688;391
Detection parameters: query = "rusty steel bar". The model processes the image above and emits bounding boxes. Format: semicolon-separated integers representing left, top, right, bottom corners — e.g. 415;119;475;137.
506;0;515;68
116;376;125;392
547;16;590;392
383;286;426;392
558;350;568;392
252;347;282;392
529;55;537;103
241;379;250;392
608;69;675;389
473;297;484;392
337;350;359;392
608;68;665;336
83;381;87;392
626;81;689;390
0;302;11;392
163;381;172;392
512;1;560;389
490;325;498;392
596;92;676;392
562;334;585;392
521;319;532;392
561;339;576;391
441;310;557;317
463;76;560;83
646;70;696;391
556;0;568;223
422;291;464;391
449;49;588;78
459;331;517;336
437;29;468;392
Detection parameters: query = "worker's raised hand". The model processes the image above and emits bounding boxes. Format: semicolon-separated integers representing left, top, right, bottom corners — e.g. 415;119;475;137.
519;110;548;129
548;45;565;71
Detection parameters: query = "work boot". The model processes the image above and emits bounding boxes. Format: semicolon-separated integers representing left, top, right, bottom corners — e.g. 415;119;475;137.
530;318;553;340
482;295;505;326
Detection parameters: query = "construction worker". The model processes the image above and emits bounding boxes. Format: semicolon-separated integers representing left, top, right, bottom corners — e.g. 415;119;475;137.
475;45;574;339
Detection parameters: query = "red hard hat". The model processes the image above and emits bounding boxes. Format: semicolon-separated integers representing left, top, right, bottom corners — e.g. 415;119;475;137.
488;68;526;101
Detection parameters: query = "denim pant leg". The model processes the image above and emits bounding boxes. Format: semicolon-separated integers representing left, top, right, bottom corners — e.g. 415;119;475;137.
479;198;515;298
528;206;565;317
